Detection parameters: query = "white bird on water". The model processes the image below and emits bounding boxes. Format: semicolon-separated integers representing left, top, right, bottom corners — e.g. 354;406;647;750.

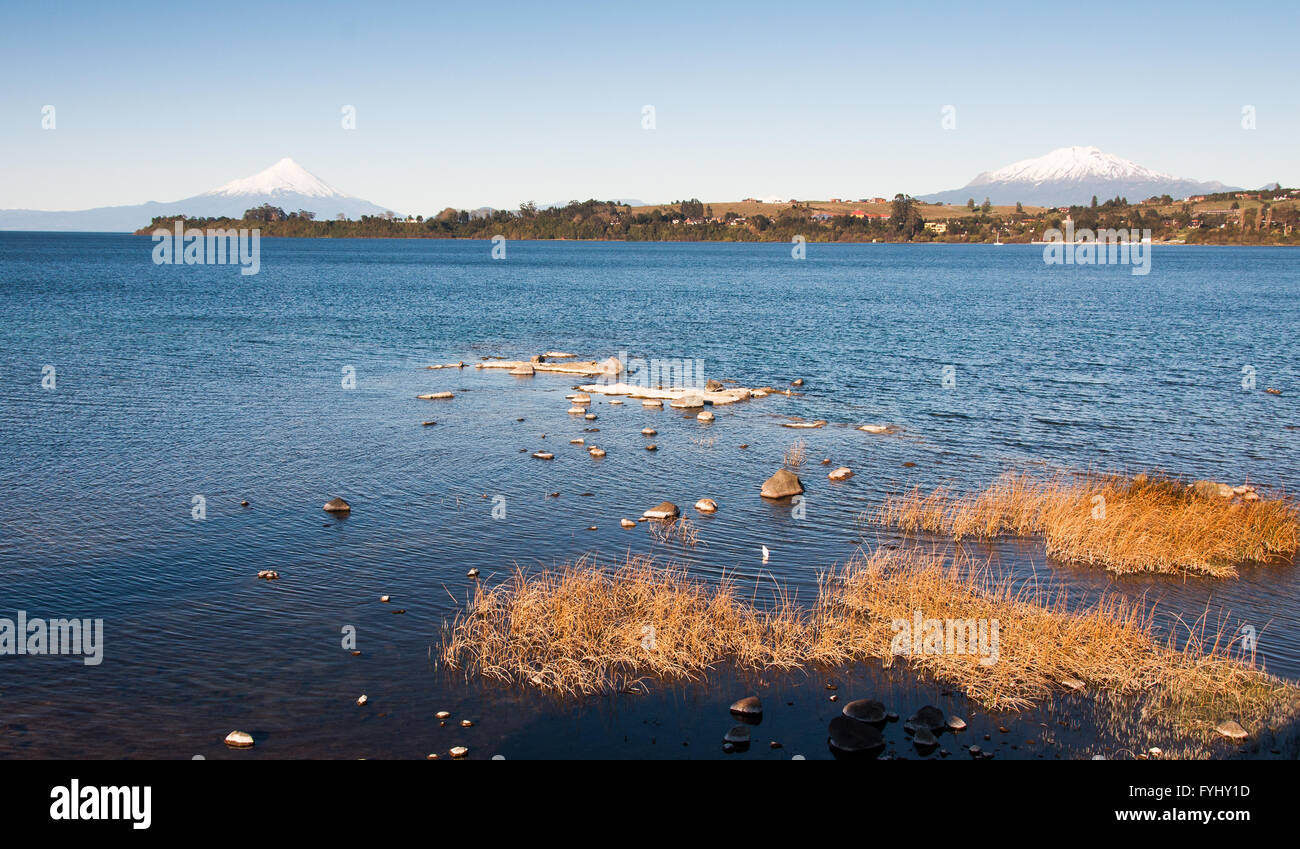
761;545;770;563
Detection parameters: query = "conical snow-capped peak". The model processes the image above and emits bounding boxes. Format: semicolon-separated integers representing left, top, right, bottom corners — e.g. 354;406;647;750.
203;158;351;199
970;146;1175;187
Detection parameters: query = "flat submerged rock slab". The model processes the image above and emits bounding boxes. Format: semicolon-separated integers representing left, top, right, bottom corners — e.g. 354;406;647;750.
477;357;621;376
577;382;754;405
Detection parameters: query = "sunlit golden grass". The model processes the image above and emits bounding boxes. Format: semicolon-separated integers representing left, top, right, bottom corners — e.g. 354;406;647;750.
441;549;1298;737
872;471;1299;576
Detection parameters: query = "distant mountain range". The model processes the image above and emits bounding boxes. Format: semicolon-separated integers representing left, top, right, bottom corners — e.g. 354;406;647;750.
919;146;1238;206
0;159;391;231
0;149;1254;231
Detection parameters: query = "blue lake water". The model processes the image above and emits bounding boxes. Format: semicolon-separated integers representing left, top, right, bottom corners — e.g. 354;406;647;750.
1;233;1297;758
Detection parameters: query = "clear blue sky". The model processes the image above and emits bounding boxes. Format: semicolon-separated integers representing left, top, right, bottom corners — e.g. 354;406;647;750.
2;0;1296;213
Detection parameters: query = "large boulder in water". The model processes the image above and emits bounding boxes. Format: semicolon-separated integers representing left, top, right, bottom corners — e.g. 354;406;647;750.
323;498;351;513
760;469;804;499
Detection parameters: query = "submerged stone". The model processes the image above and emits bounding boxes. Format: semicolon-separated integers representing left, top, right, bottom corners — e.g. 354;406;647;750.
842;698;887;724
909;705;946;732
827;715;884;758
724;725;752;746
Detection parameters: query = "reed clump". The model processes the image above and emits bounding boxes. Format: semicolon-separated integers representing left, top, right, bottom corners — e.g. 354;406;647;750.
782;438;807;469
872;471;1299;576
441;549;1297;737
648;517;700;548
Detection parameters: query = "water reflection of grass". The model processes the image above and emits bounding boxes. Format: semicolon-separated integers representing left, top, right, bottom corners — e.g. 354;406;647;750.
442;548;1298;740
871;471;1299;577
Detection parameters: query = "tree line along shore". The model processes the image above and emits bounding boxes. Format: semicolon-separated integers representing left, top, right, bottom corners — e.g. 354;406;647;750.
138;189;1300;246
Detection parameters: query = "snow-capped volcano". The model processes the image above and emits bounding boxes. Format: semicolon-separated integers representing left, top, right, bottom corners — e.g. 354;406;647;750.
0;158;391;231
972;147;1173;186
202;158;349;200
921;146;1234;206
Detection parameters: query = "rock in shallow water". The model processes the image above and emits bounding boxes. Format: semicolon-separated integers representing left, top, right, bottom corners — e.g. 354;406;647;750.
908;705;946;732
827;715;884;758
842;698;887;724
724;725;752;745
224;730;254;748
323;497;351;513
1192;479;1234;499
643;501;679;519
729;695;762;718
828;466;853;481
913;728;939;750
760;469;804;499
695;498;718;513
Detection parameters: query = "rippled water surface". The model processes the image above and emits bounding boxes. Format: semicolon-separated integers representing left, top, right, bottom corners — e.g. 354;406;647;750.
1;234;1297;758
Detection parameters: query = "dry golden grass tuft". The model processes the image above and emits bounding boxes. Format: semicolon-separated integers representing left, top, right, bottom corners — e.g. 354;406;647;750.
872;472;1299;577
441;549;1297;737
